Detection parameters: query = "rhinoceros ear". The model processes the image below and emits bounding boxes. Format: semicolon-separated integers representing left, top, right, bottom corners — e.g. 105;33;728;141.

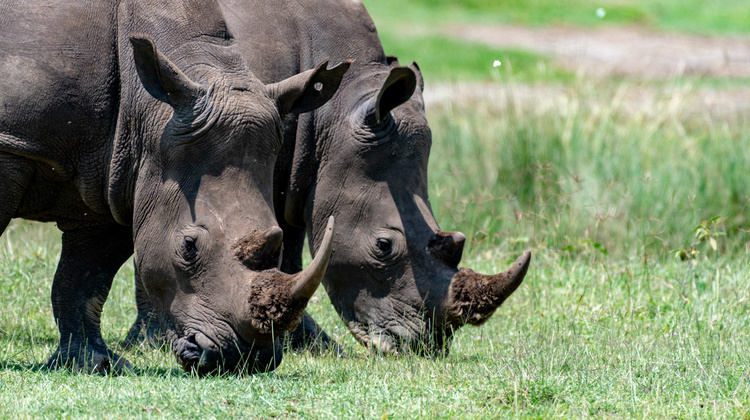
375;66;417;123
409;61;424;93
268;59;352;116
130;35;206;111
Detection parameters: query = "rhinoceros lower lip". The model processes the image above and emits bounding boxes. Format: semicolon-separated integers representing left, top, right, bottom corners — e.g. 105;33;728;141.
344;319;451;356
173;327;264;375
344;320;397;354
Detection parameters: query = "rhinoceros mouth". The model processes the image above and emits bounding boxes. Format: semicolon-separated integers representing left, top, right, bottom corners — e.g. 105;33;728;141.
343;314;453;357
167;321;281;375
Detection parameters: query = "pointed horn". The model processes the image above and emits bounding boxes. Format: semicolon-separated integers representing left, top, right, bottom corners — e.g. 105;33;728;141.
242;217;335;336
289;216;335;300
447;250;531;326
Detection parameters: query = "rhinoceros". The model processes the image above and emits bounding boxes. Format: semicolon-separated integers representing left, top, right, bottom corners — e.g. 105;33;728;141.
128;0;530;356
0;0;349;374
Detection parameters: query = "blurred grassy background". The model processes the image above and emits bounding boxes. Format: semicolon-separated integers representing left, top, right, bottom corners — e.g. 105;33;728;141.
427;80;750;261
364;0;750;81
365;0;750;33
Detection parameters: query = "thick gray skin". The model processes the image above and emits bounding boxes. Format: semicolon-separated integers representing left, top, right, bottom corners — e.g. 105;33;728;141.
0;0;345;374
130;0;530;355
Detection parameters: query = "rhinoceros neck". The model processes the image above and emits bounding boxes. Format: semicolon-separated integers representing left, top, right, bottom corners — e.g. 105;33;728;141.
294;0;387;68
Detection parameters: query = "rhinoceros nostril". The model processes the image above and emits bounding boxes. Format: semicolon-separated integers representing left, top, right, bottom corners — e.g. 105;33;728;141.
234;226;284;270
197;349;220;373
177;332;223;375
427;230;465;268
175;334;201;367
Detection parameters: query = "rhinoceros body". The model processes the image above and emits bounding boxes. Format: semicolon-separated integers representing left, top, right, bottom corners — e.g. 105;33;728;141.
130;0;530;355
0;0;346;374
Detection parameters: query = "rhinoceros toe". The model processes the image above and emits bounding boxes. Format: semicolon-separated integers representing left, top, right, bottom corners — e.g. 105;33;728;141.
46;344;133;375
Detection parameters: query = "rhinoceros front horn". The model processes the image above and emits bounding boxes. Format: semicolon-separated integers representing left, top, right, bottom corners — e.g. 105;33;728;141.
244;217;335;335
289;216;335;301
446;250;531;326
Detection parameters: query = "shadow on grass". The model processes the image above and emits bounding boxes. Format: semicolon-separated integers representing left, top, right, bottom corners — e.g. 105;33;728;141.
0;360;49;373
130;366;189;377
0;358;188;377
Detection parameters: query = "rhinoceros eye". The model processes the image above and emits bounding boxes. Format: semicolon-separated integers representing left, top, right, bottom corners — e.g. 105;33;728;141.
183;236;199;260
375;238;392;256
369;229;405;266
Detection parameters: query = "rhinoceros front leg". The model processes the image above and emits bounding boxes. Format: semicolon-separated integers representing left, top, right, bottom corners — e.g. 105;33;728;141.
285;311;341;355
122;265;163;348
47;223;134;374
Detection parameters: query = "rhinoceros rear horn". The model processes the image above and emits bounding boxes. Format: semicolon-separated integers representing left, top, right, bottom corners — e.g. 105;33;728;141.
269;59;352;116
130;35;206;111
374;66;417;123
447;250;531;326
428;230;466;269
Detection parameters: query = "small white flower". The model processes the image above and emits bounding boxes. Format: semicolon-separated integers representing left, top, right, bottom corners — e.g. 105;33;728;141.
596;8;606;18
492;60;502;68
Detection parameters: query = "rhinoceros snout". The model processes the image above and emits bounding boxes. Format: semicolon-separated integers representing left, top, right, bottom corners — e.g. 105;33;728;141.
175;330;282;375
175;332;222;375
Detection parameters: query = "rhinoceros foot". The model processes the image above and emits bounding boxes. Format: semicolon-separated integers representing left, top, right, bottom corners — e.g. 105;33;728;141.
46;342;132;374
122;310;165;349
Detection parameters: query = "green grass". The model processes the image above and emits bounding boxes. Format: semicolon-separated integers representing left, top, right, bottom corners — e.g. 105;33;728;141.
363;0;750;35
427;76;750;260
2;221;750;417
363;0;750;82
3;1;750;417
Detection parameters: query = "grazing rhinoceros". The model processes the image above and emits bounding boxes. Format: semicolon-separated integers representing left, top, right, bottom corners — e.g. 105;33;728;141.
0;0;349;374
128;0;530;356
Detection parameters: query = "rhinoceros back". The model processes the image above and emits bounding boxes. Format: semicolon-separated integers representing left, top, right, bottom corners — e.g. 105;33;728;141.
0;1;120;157
0;1;121;221
219;0;386;82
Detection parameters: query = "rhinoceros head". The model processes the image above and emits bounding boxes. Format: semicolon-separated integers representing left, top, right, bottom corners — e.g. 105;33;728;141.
304;60;530;355
127;36;346;374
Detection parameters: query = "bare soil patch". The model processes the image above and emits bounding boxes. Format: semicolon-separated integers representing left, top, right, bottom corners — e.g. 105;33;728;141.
448;24;750;78
425;25;750;117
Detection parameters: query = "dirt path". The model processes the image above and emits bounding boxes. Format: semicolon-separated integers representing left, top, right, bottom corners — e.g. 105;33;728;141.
424;25;750;116
448;24;750;78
